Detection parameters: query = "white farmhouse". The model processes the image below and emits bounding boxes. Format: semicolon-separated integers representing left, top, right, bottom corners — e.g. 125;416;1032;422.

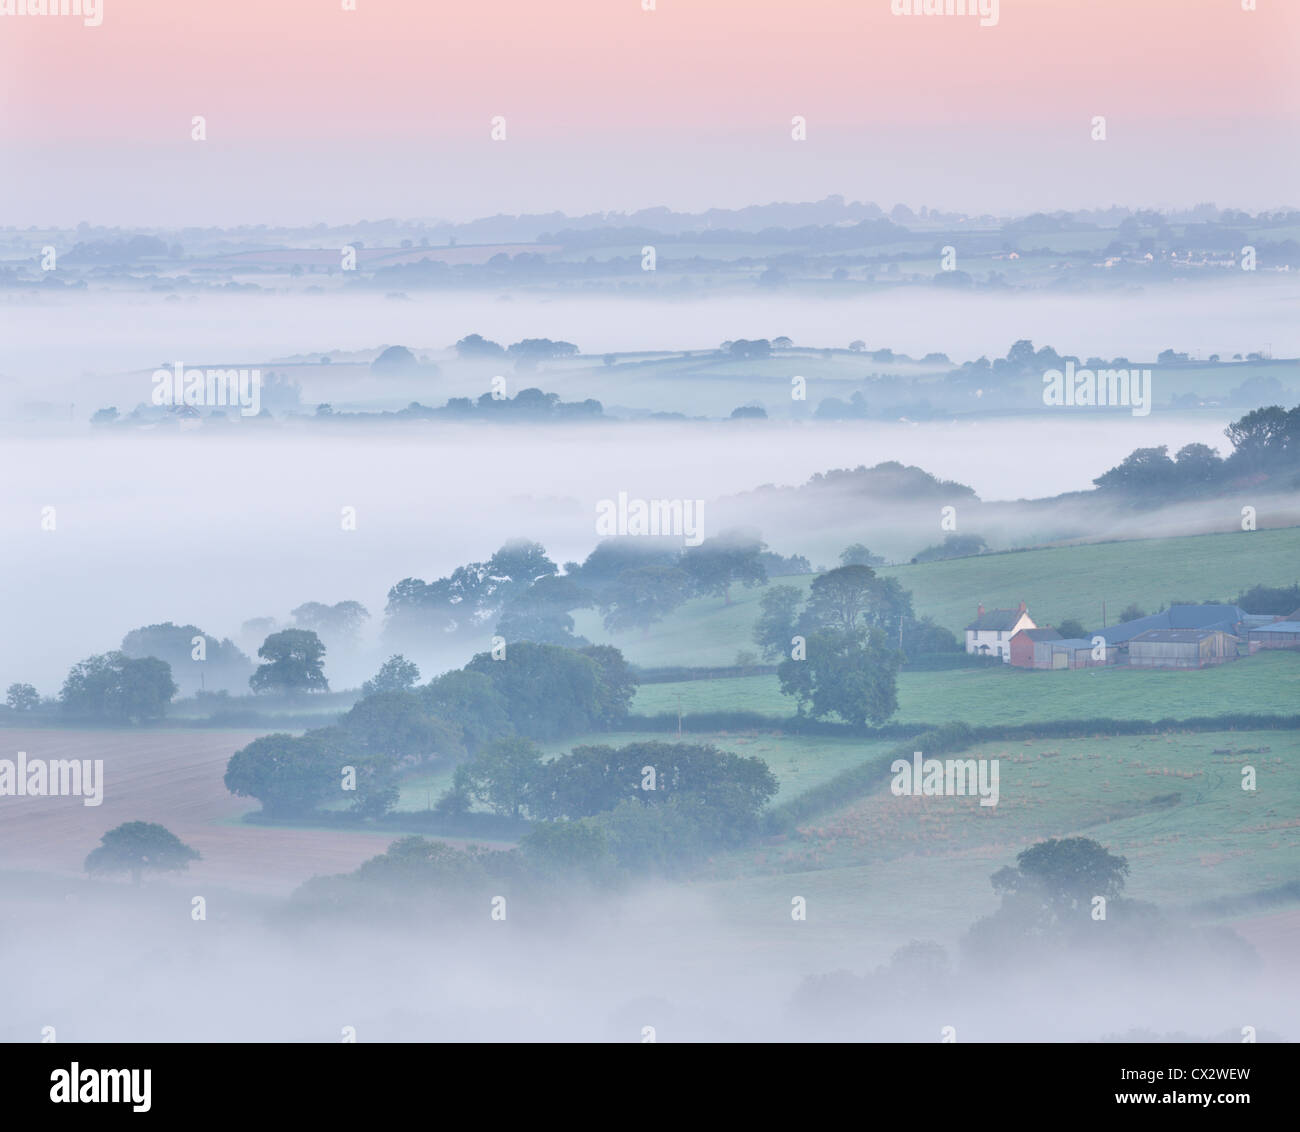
964;601;1035;662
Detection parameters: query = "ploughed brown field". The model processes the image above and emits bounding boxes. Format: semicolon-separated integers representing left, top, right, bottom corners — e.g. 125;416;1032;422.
0;729;425;895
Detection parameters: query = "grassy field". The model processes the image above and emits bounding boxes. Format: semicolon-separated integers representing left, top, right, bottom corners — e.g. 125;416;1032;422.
575;525;1300;667
633;649;1300;728
691;728;1300;960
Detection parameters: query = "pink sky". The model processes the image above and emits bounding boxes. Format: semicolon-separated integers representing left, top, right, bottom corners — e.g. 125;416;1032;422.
2;0;1297;223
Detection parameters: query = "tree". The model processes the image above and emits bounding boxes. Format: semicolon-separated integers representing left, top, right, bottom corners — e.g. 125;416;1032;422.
1117;604;1146;623
1055;618;1086;639
777;627;900;727
250;629;329;695
224;732;337;818
60;652;176;724
120;622;253;695
360;655;420;697
680;530;767;605
729;339;771;360
1173;442;1223;486
465;641;635;740
571;537;681;599
339;691;447;761
1224;404;1300;472
901;616;960;657
752;585;802;661
290;601;369;648
420;669;512;755
839;544;884;568
991;837;1130;918
454;333;505;358
370;345;421;375
520;819;613;880
911;533;988;563
6;683;39;712
484;539;558;607
496;574;593;646
85;822;200;885
803;565;877;633
506;338;579;362
1092;446;1178;494
457;736;543;819
600;566;692;634
532;740;778;838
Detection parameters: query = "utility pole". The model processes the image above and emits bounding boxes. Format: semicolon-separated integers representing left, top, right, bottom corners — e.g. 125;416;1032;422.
1102;600;1106;629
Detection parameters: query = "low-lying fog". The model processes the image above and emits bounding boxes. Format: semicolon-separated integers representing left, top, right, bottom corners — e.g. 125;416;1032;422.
0;416;1245;692
1;877;1290;1043
2;281;1297;388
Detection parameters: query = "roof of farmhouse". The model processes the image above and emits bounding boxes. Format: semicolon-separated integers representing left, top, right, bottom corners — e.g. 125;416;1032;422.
966;608;1030;632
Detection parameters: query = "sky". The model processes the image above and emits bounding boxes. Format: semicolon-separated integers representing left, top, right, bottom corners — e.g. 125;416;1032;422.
1;0;1297;226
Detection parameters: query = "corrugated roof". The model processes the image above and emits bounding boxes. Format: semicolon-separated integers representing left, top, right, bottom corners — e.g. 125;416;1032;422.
1250;622;1300;634
1096;604;1245;644
1130;628;1235;644
1050;638;1097;649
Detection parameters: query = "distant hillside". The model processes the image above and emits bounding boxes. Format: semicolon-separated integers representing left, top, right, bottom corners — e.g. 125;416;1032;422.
573;525;1300;667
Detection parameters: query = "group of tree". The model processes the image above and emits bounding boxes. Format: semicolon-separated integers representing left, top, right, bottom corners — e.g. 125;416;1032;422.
59;652;177;724
312;388;603;423
910;533;989;564
386;532;770;648
437;737;778;872
453;334;579;365
223;641;636;821
1094;403;1300;497
119;622;253;696
385;539;567;647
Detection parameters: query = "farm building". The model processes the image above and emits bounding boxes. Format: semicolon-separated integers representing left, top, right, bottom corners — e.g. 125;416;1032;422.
1127;628;1239;669
1009;627;1061;668
1093;604;1246;647
965;602;1035;662
1248;622;1300;650
1034;637;1117;670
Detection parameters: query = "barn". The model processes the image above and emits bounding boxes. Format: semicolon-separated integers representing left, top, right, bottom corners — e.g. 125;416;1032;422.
1127;628;1239;668
1093;604;1246;647
1009;627;1061;668
1248;622;1300;651
1034;637;1117;670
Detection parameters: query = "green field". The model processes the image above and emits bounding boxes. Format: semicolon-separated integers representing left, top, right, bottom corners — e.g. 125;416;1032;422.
575;525;1300;667
690;728;1300;960
633;649;1300;728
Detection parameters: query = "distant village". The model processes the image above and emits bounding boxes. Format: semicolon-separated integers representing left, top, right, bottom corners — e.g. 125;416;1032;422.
965;601;1300;670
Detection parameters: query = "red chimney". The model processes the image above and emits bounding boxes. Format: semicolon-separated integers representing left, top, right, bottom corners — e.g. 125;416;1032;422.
1018;600;1027;613
977;603;985;616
